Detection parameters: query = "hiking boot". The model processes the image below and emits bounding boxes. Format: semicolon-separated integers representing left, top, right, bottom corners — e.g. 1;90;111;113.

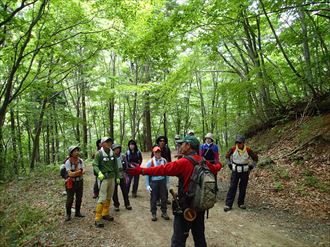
75;212;85;218
93;193;98;199
95;221;104;228
151;214;157;221
132;192;137;198
125;205;132;210
239;204;246;209
102;215;114;221
224;206;232;212
115;207;120;212
161;213;170;220
65;215;71;221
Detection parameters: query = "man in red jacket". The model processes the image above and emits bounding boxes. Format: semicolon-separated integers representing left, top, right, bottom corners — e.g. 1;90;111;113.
128;135;222;247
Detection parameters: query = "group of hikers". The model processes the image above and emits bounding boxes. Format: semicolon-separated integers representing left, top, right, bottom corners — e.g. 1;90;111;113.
62;130;258;247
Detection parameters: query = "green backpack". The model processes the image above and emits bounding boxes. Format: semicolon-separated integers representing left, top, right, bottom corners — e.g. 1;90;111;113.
185;156;217;212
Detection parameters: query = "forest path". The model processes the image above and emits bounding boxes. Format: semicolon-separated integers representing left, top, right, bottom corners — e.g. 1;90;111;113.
53;152;329;247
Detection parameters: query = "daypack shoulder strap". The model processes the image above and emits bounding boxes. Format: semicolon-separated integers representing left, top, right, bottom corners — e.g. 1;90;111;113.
184;155;200;167
126;150;131;161
98;149;103;159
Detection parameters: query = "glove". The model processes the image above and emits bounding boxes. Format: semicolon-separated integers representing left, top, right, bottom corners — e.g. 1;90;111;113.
249;161;257;171
98;171;104;181
127;166;142;176
116;178;121;185
146;185;152;193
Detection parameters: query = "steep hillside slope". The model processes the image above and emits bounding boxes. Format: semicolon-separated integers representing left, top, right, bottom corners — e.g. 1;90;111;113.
247;113;330;221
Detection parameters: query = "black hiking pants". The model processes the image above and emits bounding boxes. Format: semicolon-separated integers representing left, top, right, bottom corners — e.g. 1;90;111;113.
150;178;167;215
225;171;249;207
93;177;99;196
171;210;206;247
113;177;130;207
66;180;83;216
127;174;140;196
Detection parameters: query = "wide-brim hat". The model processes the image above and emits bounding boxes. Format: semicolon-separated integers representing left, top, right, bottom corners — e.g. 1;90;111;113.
101;137;113;144
205;133;214;141
112;143;121;150
68;145;80;155
187;130;194;135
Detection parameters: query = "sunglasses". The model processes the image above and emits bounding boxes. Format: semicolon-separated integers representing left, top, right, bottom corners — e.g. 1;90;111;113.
159;140;165;142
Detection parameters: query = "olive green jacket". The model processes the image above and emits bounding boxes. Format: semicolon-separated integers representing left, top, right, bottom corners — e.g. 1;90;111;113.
93;148;119;179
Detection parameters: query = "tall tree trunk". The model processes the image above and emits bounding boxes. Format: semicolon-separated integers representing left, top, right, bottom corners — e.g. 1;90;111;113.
223;95;229;149
75;82;81;143
108;52;116;139
143;63;152;151
127;60;139;140
211;71;220;133
119;100;126;145
16;107;24;173
298;8;315;95
10;108;18;175
54;108;59;164
46;118;50;164
196;72;206;137
183;81;193;134
81;79;88;158
163;113;167;138
144;92;152;152
30;99;48;170
51;104;56;164
174;102;181;135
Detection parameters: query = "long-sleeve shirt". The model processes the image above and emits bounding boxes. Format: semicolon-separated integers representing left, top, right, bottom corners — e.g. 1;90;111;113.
115;154;128;178
145;157;168;188
143;153;222;192
93;148;119;178
199;143;219;164
126;150;143;167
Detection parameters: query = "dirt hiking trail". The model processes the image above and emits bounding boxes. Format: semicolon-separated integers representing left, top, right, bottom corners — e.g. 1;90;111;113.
52;153;330;247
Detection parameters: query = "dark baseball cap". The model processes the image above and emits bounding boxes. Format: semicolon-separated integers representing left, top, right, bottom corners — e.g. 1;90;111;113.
177;135;199;149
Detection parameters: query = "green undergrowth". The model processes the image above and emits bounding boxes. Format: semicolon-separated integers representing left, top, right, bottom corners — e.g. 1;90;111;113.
0;165;63;246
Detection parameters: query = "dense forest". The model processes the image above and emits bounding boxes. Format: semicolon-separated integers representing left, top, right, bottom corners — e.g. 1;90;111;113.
0;0;329;180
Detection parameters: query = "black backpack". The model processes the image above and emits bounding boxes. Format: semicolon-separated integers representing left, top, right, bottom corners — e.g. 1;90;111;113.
60;164;67;179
